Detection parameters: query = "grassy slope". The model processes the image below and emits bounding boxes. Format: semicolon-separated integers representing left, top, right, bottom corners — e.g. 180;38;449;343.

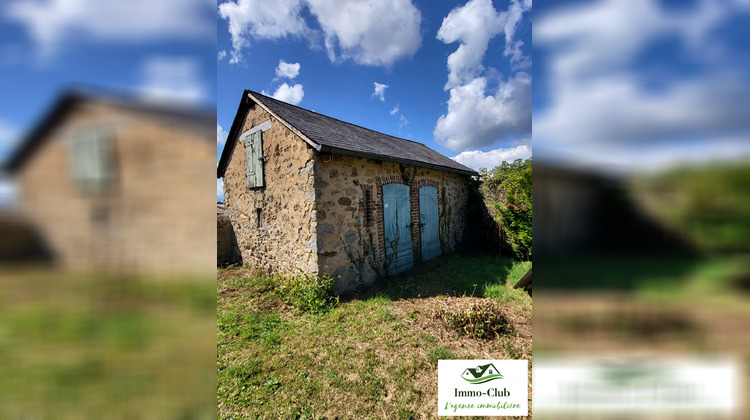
218;255;532;419
0;271;216;419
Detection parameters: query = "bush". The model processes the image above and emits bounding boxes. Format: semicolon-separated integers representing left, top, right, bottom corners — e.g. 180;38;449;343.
275;273;338;314
433;302;514;340
481;159;532;260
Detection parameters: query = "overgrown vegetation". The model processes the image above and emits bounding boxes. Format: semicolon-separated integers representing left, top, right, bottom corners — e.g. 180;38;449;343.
438;202;452;254
218;255;531;419
398;163;418;186
481;158;532;260
274;272;338;314
631;162;750;254
343;225;382;283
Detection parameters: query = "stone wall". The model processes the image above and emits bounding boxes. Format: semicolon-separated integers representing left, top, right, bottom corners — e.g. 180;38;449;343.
217;207;242;267
223;103;318;275
18;100;216;275
312;153;470;292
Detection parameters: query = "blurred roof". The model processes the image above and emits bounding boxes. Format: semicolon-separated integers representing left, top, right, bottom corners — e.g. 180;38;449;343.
4;86;215;172
217;90;478;178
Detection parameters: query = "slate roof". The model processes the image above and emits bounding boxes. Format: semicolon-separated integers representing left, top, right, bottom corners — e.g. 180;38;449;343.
217;90;478;177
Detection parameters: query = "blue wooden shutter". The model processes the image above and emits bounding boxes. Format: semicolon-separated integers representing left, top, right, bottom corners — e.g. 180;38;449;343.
244;134;254;188
252;130;264;188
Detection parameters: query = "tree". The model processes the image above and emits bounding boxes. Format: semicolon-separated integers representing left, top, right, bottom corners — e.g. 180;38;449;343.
481;159;532;260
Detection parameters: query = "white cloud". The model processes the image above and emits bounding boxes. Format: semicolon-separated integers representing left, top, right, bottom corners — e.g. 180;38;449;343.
6;0;213;57
372;82;388;101
272;83;304;105
437;0;504;89
138;56;206;103
0;121;19;161
434;0;532;151
275;60;300;79
452;144;531;171
218;0;309;64
435;73;531;151
307;0;422;66
503;0;531;68
218;50;227;60
219;0;422;67
399;115;408;127
217;123;228;148
217;178;224;202
0;121;18;147
504;39;530;70
533;0;750;167
390;105;399;115
0;179;19;208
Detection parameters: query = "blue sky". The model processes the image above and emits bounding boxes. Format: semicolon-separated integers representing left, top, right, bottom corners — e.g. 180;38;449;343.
217;0;533;200
0;0;216;166
3;0;749;202
532;0;750;173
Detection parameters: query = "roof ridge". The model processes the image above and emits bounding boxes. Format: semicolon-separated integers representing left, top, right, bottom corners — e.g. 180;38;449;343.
247;90;430;147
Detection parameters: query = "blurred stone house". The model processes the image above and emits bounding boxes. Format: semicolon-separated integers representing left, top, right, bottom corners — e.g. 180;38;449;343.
4;89;216;275
217;90;477;292
534;162;695;257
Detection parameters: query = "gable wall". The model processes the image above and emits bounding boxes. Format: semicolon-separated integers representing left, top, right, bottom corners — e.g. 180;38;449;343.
18;101;216;275
223;103;318;274
312;153;470;292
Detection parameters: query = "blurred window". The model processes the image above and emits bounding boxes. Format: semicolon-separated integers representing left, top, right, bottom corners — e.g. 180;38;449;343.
69;126;114;192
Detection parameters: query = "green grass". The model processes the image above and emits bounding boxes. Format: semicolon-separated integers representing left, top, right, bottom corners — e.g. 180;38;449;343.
484;260;532;310
217;255;531;419
537;251;750;309
0;271;216;419
537;251;699;291
358;253;531;300
427;346;455;363
633;255;750;310
218;281;423;418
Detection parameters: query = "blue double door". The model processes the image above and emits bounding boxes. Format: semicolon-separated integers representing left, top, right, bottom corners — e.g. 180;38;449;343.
383;184;440;274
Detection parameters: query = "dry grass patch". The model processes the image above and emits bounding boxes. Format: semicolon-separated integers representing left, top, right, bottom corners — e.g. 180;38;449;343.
433;299;515;339
391;297;531;362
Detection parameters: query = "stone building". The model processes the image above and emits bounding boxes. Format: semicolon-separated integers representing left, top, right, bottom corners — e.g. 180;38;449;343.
4;88;216;275
217;90;478;292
